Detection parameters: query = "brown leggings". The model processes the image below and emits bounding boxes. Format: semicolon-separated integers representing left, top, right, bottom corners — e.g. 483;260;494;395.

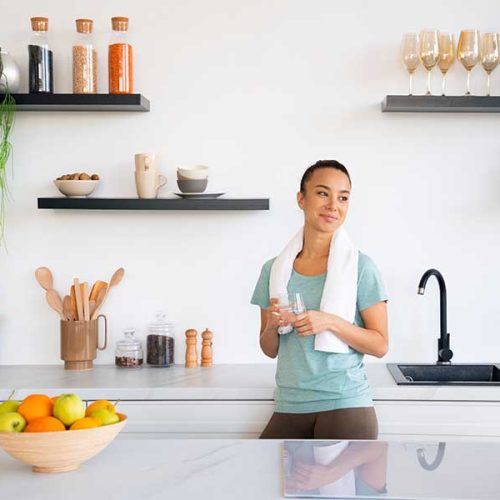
259;407;378;440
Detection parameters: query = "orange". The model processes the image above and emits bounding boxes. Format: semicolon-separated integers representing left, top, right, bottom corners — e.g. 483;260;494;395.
18;394;54;423
85;400;116;417
50;395;60;405
69;417;101;430
25;416;66;433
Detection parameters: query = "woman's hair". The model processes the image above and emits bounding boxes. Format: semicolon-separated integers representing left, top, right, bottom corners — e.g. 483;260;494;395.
300;160;352;193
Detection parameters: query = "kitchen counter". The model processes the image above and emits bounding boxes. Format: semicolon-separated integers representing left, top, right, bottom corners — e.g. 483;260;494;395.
1;437;500;499
1;363;500;402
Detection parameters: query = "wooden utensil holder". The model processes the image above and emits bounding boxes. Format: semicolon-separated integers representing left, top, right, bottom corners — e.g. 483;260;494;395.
60;315;108;370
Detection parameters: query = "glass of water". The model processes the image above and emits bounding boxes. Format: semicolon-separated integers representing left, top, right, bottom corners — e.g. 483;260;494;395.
276;293;306;334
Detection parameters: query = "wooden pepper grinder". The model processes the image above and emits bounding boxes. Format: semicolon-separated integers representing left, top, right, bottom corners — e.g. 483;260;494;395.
201;328;213;367
185;329;198;368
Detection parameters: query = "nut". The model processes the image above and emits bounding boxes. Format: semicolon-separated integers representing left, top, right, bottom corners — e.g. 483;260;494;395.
79;173;91;180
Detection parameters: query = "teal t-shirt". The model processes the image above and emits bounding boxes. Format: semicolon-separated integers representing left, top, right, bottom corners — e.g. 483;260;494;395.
251;252;388;414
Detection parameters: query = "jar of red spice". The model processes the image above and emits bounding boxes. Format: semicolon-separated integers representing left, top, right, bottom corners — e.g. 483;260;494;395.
108;16;133;94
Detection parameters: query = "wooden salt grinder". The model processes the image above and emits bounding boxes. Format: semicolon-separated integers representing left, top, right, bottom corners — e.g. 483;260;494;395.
201;328;213;367
185;329;198;368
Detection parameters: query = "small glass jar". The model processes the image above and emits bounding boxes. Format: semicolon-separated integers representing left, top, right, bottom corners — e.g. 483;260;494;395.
108;16;133;94
147;312;175;367
73;18;97;94
28;16;54;94
115;328;143;368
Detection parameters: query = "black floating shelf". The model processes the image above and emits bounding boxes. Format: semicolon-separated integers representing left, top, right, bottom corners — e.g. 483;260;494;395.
0;93;150;111
37;197;269;211
382;95;500;113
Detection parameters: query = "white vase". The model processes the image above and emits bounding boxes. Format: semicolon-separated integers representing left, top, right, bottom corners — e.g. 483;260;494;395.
0;50;20;93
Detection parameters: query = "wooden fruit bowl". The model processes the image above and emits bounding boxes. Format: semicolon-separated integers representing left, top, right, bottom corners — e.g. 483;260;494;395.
0;414;126;473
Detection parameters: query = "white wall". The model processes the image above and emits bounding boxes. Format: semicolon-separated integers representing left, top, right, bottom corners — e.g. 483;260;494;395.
1;0;499;366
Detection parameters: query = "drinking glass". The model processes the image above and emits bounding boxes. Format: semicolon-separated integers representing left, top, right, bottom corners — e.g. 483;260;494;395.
457;29;480;95
275;292;306;335
402;33;420;95
438;33;455;95
480;33;499;96
419;30;440;95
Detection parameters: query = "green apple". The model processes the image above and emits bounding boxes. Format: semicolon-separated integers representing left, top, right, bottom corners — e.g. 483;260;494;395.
53;393;85;427
90;408;120;426
0;400;21;415
0;389;20;415
0;412;26;432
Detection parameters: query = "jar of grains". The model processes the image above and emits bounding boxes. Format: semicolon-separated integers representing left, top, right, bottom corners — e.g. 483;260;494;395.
147;312;175;367
108;16;133;94
73;18;97;93
115;328;144;368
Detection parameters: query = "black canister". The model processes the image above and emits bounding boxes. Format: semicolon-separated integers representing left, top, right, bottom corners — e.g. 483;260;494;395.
146;312;175;367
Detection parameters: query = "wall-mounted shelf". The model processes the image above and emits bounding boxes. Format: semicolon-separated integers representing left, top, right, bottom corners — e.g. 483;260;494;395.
382;95;500;113
37;197;270;211
0;93;150;111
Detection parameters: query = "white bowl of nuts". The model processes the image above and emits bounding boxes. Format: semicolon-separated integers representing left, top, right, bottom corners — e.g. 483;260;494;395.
54;173;100;197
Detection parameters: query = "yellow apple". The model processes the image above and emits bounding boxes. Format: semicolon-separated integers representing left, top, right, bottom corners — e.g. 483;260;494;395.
53;393;85;426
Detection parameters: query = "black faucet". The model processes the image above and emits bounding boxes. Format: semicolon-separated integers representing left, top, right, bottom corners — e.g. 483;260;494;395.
417;269;453;365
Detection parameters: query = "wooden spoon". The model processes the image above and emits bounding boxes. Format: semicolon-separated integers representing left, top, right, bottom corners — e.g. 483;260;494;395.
91;268;124;319
46;290;66;320
35;267;54;291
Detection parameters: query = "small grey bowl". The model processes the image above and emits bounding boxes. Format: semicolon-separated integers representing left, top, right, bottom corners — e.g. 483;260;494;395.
177;179;208;193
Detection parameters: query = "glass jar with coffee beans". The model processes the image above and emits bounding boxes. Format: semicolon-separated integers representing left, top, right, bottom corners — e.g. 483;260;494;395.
147;312;175;367
115;328;143;368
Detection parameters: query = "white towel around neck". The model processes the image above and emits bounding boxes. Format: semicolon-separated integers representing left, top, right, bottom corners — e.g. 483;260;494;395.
269;225;358;353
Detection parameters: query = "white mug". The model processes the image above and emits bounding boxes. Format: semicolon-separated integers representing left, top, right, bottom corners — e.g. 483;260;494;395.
135;153;160;172
134;170;167;199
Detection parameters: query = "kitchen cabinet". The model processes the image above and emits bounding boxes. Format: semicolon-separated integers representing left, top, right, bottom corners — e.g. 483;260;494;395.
2;364;500;441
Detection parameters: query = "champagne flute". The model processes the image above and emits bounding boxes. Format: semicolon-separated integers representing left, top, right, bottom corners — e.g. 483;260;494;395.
457;29;480;95
480;33;499;96
419;30;440;95
438;33;455;95
402;33;420;95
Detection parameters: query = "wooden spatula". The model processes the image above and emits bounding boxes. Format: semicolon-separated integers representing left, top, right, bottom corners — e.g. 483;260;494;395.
90;287;107;320
89;281;108;302
91;268;124;319
73;278;84;321
81;282;90;321
63;295;74;321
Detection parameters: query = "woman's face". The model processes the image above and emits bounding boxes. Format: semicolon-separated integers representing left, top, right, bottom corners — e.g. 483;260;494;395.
297;168;351;234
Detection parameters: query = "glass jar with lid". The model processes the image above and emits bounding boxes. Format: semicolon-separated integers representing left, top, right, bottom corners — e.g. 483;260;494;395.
146;312;175;367
73;18;97;94
108;16;133;94
28;16;54;93
115;328;144;368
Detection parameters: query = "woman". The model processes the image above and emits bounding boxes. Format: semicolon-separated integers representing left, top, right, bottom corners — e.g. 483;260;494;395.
251;160;388;440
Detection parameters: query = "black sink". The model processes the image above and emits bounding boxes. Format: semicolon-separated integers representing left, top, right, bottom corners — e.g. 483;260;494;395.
387;363;500;385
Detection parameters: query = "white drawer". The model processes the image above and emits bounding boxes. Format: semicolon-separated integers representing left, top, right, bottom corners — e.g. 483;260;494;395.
92;400;275;436
375;401;500;438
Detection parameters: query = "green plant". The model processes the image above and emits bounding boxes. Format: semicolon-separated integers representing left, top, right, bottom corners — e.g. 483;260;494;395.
0;48;16;246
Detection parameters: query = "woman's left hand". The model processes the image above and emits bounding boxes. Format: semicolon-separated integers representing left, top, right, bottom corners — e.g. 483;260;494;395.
292;311;334;336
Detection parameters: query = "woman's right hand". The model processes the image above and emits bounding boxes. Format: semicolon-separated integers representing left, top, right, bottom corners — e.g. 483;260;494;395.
264;298;284;331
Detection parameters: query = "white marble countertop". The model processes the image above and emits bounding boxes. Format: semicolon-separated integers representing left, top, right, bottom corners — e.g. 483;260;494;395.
0;363;499;402
2;437;500;499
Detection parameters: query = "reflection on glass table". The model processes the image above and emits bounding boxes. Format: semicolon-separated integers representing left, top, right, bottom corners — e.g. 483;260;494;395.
283;440;500;499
